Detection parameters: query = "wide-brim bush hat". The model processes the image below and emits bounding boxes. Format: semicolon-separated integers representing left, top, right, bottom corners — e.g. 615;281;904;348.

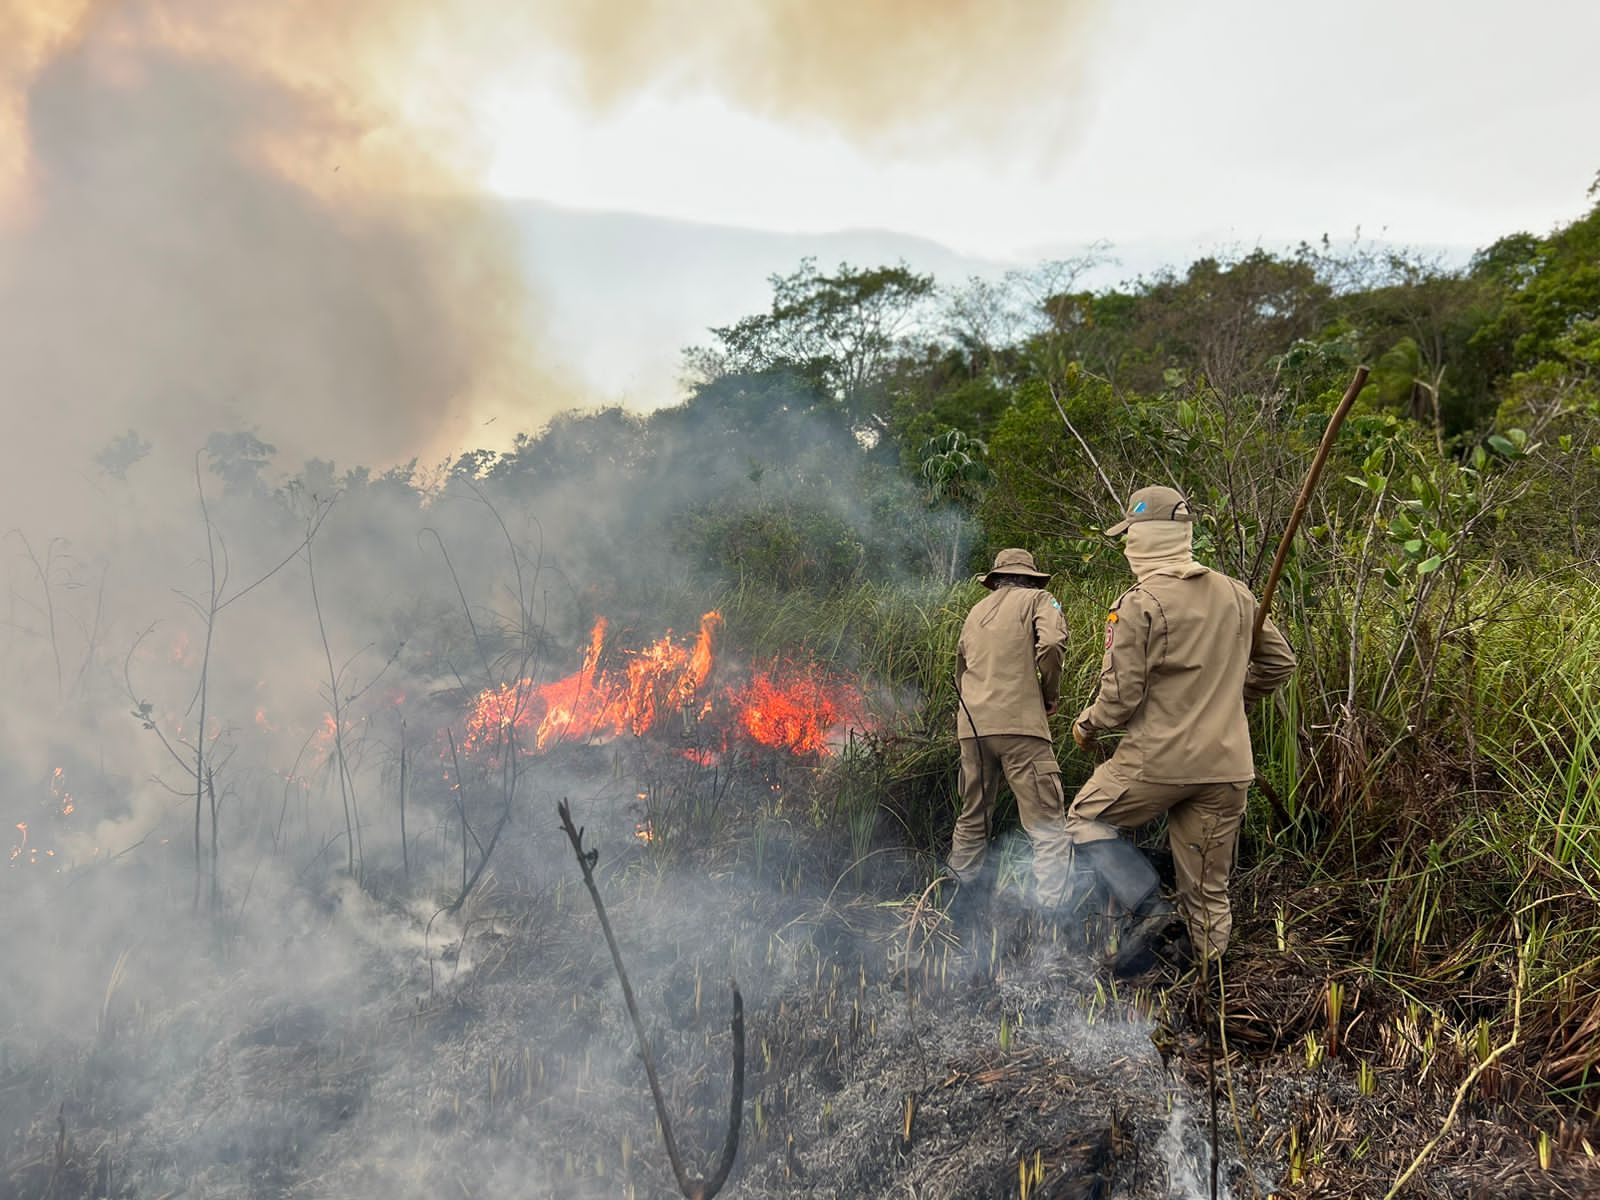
980;548;1051;589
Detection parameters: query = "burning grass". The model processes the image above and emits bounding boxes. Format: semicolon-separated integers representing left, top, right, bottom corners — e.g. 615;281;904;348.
7;552;1600;1198
461;610;867;761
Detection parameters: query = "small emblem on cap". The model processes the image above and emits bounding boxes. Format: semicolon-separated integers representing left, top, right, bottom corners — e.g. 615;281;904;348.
1132;501;1147;514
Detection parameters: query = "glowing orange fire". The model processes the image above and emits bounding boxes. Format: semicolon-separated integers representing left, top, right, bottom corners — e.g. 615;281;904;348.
730;666;863;757
465;612;722;752
461;611;864;758
50;766;74;816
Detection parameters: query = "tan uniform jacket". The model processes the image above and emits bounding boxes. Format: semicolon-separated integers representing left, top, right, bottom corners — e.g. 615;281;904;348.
1077;565;1296;783
956;584;1069;741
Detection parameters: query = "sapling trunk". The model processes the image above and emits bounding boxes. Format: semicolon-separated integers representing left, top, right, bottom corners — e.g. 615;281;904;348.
398;720;409;880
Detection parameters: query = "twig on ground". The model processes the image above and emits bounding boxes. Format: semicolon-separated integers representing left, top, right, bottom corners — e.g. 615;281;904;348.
1382;928;1526;1200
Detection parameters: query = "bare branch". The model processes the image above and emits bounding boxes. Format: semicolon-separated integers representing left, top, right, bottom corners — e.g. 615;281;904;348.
557;798;743;1200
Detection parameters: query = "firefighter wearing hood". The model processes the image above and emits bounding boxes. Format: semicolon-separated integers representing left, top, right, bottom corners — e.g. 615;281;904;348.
1069;486;1297;963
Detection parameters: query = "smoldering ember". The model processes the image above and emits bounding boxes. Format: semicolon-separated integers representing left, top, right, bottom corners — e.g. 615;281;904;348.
5;7;1600;1200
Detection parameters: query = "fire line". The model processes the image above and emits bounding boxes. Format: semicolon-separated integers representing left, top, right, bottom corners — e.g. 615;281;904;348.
462;611;864;758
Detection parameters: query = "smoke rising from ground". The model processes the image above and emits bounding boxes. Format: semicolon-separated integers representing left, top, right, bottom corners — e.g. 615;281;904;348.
0;7;1183;1196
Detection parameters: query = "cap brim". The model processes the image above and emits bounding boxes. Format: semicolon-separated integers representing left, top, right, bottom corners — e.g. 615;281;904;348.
1104;518;1131;536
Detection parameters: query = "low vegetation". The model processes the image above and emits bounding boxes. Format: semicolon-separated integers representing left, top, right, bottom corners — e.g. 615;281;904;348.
7;191;1600;1197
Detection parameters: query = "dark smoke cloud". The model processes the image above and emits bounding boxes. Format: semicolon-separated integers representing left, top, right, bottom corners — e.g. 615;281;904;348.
536;0;1108;147
0;1;553;538
0;0;1108;540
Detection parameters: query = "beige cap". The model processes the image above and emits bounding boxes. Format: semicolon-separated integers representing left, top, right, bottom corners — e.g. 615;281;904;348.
1105;485;1194;536
980;547;1051;589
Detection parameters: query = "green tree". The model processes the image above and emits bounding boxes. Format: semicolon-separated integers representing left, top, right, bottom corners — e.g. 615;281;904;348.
916;429;992;506
915;429;992;583
1328;250;1504;439
1038;250;1330;396
696;259;935;439
885;345;1012;463
1473;200;1600;373
204;431;276;495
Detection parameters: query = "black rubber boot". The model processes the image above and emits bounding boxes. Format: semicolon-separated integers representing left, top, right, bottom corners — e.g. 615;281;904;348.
1110;896;1184;977
1074;838;1180;975
941;866;995;937
1076;837;1162;913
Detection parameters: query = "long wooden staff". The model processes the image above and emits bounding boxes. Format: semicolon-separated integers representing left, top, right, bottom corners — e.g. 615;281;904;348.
1253;366;1370;642
1250;366;1369;829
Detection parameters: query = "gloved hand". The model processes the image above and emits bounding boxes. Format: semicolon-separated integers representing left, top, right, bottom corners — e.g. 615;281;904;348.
1072;720;1097;752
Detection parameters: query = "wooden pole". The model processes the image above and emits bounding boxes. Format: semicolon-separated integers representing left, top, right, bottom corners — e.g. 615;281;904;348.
1253;366;1370;643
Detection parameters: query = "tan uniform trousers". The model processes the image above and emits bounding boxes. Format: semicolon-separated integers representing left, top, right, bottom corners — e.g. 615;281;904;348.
1067;764;1249;958
948;734;1073;906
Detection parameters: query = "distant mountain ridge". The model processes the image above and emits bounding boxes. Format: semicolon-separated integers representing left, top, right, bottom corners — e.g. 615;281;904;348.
504;199;1470;410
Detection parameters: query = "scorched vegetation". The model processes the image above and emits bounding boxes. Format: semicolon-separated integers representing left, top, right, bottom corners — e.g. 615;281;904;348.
6;196;1600;1199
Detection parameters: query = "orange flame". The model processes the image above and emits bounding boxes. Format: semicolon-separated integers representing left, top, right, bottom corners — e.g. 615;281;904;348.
730;665;863;757
49;766;75;816
311;712;339;754
465;612;723;752
461;612;867;759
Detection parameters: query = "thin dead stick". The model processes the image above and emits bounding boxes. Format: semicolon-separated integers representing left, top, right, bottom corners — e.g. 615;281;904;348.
1382;931;1524;1200
557;799;744;1200
1046;380;1121;510
1252;366;1370;643
896;875;948;1157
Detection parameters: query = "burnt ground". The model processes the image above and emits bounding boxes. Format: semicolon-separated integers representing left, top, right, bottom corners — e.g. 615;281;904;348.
2;746;1598;1199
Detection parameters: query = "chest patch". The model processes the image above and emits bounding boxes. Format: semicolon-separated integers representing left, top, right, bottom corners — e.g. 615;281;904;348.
1104;611;1118;649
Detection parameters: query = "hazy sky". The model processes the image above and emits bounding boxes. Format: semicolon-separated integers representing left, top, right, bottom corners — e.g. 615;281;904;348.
477;0;1600;259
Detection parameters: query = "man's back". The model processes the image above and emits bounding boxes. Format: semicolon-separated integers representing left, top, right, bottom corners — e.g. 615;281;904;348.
956;584;1067;741
1086;565;1295;783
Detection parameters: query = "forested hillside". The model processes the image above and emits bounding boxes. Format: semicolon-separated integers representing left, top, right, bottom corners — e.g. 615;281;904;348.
6;194;1599;1199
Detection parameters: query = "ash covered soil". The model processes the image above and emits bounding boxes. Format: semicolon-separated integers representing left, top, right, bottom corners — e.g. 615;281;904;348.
2;747;1592;1199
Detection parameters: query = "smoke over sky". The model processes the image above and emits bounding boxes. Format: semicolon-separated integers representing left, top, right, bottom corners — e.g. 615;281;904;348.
481;0;1600;259
527;0;1106;144
0;0;1114;534
0;1;561;538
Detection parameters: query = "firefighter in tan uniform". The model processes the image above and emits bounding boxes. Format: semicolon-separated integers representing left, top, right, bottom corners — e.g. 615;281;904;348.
947;548;1073;908
1069;486;1296;964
